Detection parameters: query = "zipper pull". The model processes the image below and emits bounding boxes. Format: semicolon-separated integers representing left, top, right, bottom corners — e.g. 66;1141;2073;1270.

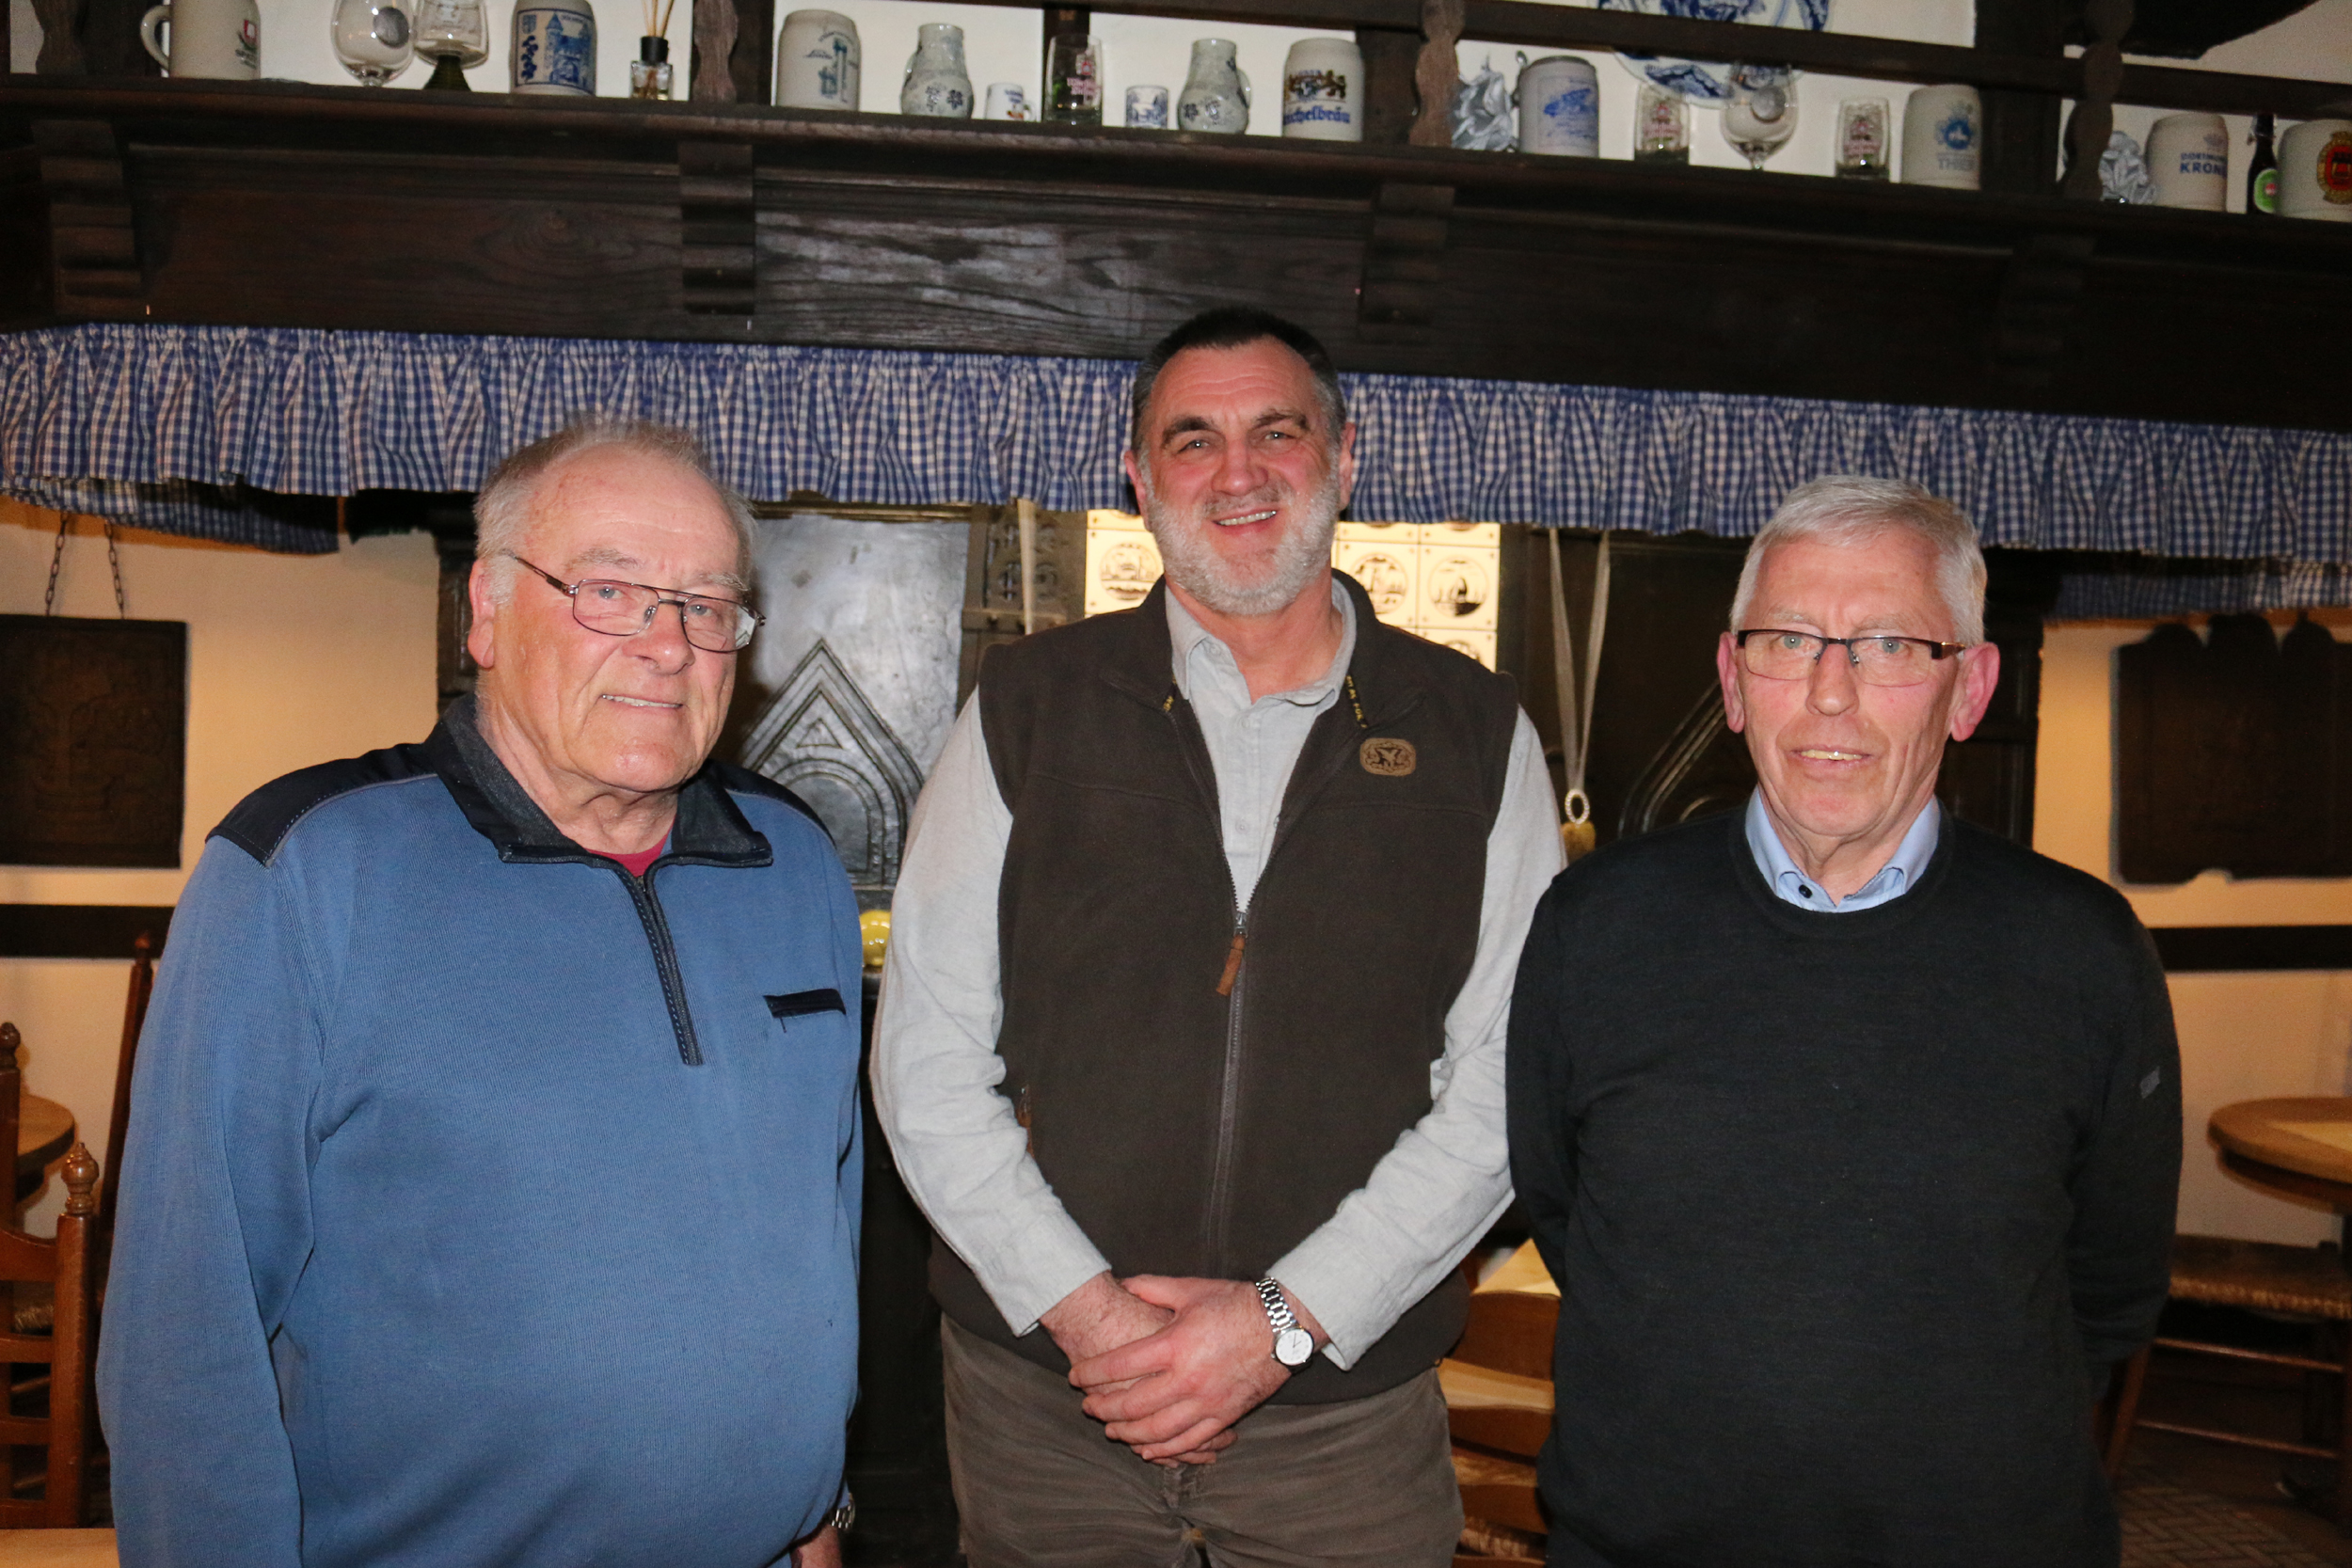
1216;929;1246;997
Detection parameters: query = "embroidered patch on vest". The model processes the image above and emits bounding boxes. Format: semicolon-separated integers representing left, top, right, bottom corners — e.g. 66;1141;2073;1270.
1359;736;1418;777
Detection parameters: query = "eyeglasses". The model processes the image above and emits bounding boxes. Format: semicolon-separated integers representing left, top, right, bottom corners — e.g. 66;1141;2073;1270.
511;555;761;653
1734;628;1964;688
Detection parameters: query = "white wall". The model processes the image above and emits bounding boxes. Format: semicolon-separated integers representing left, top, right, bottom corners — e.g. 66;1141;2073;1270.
0;501;438;1231
2035;620;2352;1248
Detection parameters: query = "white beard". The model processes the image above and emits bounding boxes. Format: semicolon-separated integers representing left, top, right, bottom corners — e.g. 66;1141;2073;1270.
1142;466;1344;619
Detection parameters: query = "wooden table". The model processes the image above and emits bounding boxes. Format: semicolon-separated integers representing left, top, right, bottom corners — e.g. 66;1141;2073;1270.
2209;1098;2352;1215
14;1095;74;1206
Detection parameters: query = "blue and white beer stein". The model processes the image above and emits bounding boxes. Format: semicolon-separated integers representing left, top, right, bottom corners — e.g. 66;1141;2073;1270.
1518;55;1598;156
512;0;595;94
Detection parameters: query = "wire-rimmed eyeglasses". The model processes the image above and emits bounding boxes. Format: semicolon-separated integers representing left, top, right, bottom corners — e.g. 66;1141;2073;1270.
1734;628;1965;688
511;555;762;653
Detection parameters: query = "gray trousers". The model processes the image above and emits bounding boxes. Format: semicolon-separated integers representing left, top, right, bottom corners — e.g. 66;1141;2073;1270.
942;1319;1462;1568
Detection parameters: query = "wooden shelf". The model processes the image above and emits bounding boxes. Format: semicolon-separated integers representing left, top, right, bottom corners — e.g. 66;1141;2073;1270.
3;77;2347;430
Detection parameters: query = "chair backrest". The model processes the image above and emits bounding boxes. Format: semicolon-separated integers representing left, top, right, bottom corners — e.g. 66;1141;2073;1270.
0;1029;98;1528
0;1026;21;1229
94;933;156;1261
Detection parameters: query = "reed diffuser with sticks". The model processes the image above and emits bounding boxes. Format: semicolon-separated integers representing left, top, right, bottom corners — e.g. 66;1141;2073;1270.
631;0;675;99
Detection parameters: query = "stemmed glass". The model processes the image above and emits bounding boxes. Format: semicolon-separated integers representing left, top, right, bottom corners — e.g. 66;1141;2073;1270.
412;0;488;89
331;0;414;84
1722;62;1798;170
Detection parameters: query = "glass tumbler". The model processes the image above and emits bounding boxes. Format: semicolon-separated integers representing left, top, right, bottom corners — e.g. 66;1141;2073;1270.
1045;33;1103;126
1836;96;1891;180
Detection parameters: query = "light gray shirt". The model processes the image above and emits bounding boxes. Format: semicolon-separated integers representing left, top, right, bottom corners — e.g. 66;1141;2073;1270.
1744;788;1941;912
871;580;1563;1368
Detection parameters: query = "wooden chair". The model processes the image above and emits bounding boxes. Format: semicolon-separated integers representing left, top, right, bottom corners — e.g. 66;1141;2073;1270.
2104;1234;2352;1524
1445;1243;1558;1565
94;931;157;1281
0;1026;100;1527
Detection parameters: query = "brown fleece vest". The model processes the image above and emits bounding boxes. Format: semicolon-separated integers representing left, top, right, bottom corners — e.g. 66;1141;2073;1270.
928;574;1520;1402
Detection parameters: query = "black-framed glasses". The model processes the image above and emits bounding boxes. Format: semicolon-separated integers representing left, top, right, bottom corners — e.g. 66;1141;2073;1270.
511;555;761;653
1734;628;1964;688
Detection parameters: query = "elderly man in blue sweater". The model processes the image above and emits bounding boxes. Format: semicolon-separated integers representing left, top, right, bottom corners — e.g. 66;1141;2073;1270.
100;417;863;1568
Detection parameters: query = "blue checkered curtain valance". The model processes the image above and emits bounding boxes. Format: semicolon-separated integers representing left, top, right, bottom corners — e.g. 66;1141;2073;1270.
7;325;2351;598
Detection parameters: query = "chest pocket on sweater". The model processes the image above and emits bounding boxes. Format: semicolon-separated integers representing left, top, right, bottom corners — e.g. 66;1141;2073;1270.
766;990;848;1032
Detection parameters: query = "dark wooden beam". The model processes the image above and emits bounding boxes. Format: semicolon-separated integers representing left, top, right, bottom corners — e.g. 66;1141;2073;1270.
2151;927;2352;973
1976;0;2063;198
3;81;2346;432
723;0;771;106
1354;24;1419;147
0;906;171;960
29;119;137;314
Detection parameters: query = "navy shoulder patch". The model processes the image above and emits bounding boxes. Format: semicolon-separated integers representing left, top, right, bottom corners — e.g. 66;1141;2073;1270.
710;759;825;832
210;742;438;866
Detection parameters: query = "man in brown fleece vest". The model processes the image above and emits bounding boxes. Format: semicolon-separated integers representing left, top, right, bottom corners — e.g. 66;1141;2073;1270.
873;309;1561;1565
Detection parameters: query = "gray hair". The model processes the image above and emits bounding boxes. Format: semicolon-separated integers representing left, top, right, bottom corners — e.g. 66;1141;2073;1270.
1728;476;1986;645
472;415;755;602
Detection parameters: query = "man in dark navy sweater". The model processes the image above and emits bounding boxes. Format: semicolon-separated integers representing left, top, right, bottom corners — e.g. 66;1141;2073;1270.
1506;476;2180;1568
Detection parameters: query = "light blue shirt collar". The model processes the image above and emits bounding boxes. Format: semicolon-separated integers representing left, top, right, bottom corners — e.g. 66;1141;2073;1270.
1166;577;1356;707
1744;790;1940;913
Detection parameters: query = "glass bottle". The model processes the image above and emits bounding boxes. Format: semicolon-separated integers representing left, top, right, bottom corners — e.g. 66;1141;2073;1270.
630;34;672;98
2249;112;2280;216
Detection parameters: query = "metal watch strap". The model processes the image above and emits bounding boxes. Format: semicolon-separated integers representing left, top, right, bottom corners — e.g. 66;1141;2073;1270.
1255;1277;1314;1367
1254;1277;1298;1334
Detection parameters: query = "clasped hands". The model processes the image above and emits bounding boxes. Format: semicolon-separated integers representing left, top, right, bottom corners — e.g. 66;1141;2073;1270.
1040;1271;1327;1467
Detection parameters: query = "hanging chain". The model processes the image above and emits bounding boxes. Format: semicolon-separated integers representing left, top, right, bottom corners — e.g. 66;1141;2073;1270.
41;513;71;616
38;515;130;618
105;517;128;617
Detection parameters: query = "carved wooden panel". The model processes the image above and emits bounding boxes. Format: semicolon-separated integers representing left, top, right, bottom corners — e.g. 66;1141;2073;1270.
2117;615;2344;883
730;512;966;893
0;614;186;867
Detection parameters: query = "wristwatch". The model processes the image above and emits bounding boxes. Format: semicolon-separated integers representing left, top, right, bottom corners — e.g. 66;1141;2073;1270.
1255;1277;1315;1368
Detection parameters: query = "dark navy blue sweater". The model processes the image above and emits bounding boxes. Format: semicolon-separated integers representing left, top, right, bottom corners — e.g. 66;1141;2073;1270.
99;701;865;1568
1507;813;2180;1568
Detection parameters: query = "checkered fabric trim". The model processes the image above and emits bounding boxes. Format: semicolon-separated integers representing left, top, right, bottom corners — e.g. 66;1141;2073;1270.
2054;559;2352;619
7;325;2351;587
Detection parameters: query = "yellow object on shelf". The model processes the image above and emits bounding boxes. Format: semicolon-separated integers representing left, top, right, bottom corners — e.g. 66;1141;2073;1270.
858;908;892;971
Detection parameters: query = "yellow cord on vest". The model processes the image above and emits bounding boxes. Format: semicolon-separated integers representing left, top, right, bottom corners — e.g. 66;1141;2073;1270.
1343;675;1367;730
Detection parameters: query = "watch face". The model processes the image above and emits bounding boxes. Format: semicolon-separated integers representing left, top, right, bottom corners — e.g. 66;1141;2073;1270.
1274;1326;1314;1367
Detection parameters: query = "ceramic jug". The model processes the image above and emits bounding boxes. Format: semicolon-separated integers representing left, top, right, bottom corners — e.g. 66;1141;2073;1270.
900;22;973;118
512;0;595;94
1178;39;1249;135
776;8;859;110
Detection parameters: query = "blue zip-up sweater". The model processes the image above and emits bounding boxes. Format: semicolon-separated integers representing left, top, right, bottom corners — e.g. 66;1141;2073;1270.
99;699;864;1568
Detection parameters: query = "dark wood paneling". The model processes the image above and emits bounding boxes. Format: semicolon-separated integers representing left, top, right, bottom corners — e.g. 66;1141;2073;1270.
2118;616;2345;884
2151;927;2352;973
0;905;172;959
2;83;2347;430
0;615;187;869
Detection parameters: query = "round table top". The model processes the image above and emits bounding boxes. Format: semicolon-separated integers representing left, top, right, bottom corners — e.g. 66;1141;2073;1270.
17;1094;73;1177
2210;1097;2352;1202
